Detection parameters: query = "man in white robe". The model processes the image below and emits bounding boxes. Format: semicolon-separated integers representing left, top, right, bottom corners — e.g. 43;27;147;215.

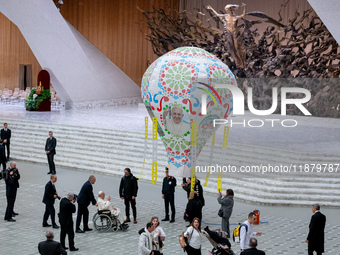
97;191;128;230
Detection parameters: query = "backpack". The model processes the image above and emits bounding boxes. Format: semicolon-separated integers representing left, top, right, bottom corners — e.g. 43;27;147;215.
233;223;248;243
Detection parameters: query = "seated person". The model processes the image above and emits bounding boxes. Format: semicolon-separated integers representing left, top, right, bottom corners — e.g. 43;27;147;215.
97;191;128;230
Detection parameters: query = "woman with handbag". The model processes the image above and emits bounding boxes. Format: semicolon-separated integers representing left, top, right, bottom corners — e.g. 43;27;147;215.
184;217;204;255
217;189;234;238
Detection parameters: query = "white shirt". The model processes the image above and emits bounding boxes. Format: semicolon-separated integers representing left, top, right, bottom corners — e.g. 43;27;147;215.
240;220;257;250
184;226;202;249
155;226;166;237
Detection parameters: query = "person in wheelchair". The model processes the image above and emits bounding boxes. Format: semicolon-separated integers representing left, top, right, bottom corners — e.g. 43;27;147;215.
97;191;128;230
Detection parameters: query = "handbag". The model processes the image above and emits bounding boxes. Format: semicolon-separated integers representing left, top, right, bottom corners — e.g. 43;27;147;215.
218;208;224;217
179;233;188;248
183;211;189;221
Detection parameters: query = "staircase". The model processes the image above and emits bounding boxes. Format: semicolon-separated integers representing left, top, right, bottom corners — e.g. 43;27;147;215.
2;117;339;207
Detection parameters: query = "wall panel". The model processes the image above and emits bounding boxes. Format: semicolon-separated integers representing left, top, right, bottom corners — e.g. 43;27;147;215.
0;13;41;91
60;0;180;86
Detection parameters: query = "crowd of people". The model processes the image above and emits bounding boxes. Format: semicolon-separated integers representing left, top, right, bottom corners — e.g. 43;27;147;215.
0;125;327;255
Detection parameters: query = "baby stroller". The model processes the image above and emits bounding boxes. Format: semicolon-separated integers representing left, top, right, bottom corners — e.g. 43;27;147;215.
203;227;235;255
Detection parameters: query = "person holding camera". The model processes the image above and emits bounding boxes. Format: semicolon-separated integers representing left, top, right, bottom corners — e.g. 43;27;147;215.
4;162;20;222
42;175;60;228
59;193;79;251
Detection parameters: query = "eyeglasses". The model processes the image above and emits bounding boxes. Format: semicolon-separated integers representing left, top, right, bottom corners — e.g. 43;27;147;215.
152;217;158;219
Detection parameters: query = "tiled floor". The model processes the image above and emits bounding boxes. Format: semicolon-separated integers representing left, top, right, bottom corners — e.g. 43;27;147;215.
0;161;339;255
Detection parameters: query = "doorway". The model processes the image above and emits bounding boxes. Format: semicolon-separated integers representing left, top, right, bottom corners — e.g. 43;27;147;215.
19;64;32;90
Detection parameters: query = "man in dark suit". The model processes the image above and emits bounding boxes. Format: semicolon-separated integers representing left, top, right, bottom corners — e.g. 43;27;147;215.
45;131;57;174
42;175;59;228
161;167;176;223
306;203;326;255
4;162;20;221
0;139;7;171
240;238;266;255
38;230;67;255
75;175;97;233
59;193;78;251
119;168;138;224
1;123;11;161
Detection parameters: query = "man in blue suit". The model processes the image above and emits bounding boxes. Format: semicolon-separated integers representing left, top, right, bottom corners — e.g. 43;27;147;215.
75;175;97;233
42;175;59;228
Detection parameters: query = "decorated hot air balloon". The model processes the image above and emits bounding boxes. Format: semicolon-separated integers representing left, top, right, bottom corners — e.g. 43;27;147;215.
141;47;237;179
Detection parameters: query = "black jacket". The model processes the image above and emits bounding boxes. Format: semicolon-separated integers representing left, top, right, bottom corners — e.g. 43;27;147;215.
43;181;57;205
240;248;266;255
185;196;203;223
45;137;57;155
5;169;20;197
0;128;11;143
182;180;205;206
77;181;96;206
307;211;326;252
0;144;6;163
162;176;177;195
119;174;138;198
38;239;67;255
59;197;76;226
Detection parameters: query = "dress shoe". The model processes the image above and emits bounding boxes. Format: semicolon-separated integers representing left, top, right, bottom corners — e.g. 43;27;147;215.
12;214;16;217
76;229;84;233
124;217;130;223
70;247;79;251
161;218;169;221
84;228;92;231
47;172;52;174
7;218;16;222
133;218;137;224
63;247;69;250
12;212;19;216
53;224;60;229
43;223;52;227
170;219;175;223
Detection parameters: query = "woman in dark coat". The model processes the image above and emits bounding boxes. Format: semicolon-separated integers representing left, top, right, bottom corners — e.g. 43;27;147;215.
185;191;203;225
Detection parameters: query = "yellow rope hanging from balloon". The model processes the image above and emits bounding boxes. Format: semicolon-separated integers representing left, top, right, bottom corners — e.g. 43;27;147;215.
152;117;158;184
218;127;229;191
191;122;197;191
204;133;215;187
137;117;149;179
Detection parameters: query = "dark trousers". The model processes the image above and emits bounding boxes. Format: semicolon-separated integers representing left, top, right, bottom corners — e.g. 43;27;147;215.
185;245;201;255
47;153;56;173
0;161;6;171
5;195;15;220
76;204;89;230
4;143;10;159
43;204;56;225
60;224;75;249
164;193;175;220
124;197;136;218
308;246;323;255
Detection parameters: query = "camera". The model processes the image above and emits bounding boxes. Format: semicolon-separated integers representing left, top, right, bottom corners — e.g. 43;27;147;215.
73;194;78;200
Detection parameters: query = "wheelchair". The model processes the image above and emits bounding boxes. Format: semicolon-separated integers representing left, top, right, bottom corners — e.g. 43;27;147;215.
92;210;120;232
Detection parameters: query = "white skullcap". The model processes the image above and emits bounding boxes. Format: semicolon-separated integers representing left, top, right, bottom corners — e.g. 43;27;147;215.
98;191;103;196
